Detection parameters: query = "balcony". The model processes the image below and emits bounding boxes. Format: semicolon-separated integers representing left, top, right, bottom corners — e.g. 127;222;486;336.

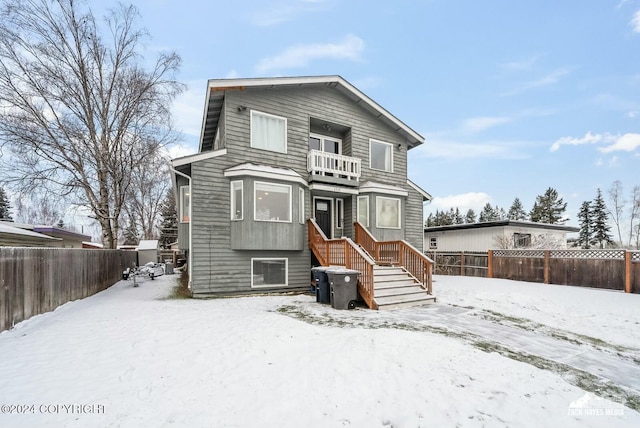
307;150;361;186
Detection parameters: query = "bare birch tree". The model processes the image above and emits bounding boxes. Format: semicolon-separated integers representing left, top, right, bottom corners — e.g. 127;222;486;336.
606;180;625;246
630;185;640;249
0;0;183;248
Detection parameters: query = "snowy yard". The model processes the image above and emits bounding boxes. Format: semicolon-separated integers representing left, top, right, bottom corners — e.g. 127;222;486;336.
1;274;639;428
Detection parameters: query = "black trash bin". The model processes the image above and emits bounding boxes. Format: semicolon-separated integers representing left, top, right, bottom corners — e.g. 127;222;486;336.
311;266;332;304
327;268;360;310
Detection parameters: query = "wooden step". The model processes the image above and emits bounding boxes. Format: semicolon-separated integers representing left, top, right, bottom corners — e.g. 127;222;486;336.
374;273;415;282
375;285;426;297
374;278;419;289
375;293;437;310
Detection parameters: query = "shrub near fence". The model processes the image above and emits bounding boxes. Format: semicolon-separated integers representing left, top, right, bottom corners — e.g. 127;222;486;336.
0;248;137;332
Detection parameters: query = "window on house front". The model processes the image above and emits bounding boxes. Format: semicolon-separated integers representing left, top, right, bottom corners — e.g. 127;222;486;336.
514;233;531;248
299;188;305;224
180;186;190;223
357;196;369;227
230;181;243;220
429;237;437;249
376;196;401;229
369;139;393;172
336;198;344;229
254;181;292;222
251;110;287;153
309;134;341;154
251;258;288;288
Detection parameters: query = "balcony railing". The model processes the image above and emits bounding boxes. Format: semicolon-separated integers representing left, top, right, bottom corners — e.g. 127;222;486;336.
307;150;361;182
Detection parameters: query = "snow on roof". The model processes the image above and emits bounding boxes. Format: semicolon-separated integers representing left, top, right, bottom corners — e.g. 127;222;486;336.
0;222;61;240
137;240;159;251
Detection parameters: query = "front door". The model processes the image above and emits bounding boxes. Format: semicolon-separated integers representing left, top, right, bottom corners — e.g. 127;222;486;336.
314;198;332;238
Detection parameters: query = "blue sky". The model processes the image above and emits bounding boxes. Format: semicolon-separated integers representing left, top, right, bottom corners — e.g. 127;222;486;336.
125;0;640;225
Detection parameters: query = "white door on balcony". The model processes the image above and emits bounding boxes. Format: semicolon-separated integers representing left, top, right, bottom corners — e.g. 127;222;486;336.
309;133;341;155
313;198;333;238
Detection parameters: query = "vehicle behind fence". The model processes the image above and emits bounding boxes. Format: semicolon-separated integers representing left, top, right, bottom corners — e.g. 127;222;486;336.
426;249;640;293
1;248;138;332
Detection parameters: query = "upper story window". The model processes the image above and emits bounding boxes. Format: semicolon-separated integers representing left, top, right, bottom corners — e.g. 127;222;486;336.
251;110;287;153
255;181;292;222
309;133;341;154
369;139;393;172
180;186;190;223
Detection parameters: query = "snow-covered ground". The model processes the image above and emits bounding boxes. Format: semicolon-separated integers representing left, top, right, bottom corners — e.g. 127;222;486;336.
0;273;639;428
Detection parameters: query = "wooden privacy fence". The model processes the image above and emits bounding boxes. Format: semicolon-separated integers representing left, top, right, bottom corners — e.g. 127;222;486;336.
0;248;138;332
425;251;489;277
426;249;640;293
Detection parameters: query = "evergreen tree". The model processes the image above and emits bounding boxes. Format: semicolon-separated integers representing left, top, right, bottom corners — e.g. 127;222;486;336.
498;207;507;220
529;187;567;224
508;197;527;220
0;186;13;221
479;203;500;222
158;190;178;248
464;209;477;223
576;201;592;249
591;188;614;249
453;207;464;224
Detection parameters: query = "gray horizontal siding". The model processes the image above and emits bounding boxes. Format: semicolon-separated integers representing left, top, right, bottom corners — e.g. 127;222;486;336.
404;184;425;250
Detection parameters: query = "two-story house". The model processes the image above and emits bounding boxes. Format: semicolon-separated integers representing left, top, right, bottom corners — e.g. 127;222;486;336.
170;76;434;309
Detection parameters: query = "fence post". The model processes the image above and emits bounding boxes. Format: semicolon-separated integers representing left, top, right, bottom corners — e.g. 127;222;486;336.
460;251;465;276
487;250;493;278
544;250;550;284
625;251;632;294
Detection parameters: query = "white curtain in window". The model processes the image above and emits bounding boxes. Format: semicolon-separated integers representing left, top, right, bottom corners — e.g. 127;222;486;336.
252;112;285;153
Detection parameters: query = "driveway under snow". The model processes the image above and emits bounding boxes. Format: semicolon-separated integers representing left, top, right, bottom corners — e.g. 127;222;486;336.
0;274;639;428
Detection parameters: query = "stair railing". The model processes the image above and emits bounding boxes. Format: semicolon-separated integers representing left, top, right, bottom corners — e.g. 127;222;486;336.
308;219;377;309
353;222;433;294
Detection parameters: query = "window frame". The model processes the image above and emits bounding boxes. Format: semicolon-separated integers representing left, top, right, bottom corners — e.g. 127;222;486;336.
251;258;288;288
357;195;369;227
230;180;243;221
309;132;342;154
429;237;437;249
375;196;401;229
335;198;344;229
250;110;287;154
513;233;532;248
254;181;292;223
299;188;305;224
179;185;190;224
369;139;394;172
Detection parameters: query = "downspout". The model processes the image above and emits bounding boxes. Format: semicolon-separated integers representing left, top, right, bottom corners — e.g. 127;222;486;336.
170;167;192;290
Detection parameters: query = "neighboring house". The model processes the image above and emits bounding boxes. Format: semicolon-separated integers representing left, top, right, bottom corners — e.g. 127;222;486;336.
0;221;61;247
137;240;159;265
170;76;434;309
424;220;580;252
0;221;89;248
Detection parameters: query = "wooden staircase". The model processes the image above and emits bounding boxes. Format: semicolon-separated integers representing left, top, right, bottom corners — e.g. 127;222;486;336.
308;219;435;310
373;266;436;310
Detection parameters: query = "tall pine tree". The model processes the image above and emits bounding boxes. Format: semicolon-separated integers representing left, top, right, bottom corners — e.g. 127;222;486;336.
0;186;13;221
576;201;592;249
158;190;178;248
464;209;477;223
508;197;527;220
479;203;500;222
529;187;567;224
591;188;614;249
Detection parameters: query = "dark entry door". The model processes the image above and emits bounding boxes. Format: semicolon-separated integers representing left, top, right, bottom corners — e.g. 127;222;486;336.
314;199;332;238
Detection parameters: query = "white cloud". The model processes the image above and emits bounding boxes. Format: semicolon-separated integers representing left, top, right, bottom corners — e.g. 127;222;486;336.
551;131;640;153
255;34;364;74
500;56;540;72
429;192;492;213
463;116;511;133
631;10;640;32
599;133;640;153
550;131;609;152
501;67;573;96
251;0;331;27
164;143;197;160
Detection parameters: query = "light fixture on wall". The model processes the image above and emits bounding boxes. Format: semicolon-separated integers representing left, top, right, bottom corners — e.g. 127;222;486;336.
322;123;332;132
237;105;247;112
397;143;403;150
